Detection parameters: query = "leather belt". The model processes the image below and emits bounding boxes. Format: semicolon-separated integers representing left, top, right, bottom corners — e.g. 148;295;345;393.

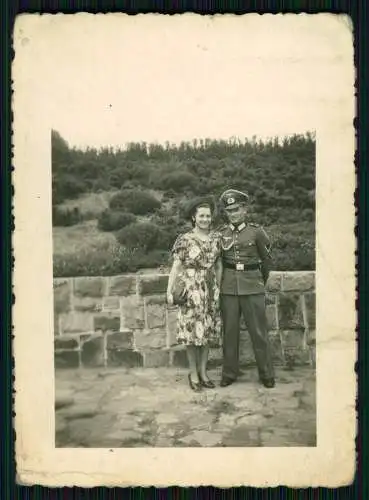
223;262;260;271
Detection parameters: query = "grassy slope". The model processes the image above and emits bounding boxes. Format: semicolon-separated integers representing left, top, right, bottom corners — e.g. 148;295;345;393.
53;189;168;258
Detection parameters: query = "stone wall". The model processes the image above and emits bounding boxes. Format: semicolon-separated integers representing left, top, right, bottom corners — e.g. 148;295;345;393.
54;271;316;370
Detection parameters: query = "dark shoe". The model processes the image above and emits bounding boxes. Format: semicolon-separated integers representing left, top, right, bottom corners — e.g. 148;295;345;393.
199;375;215;389
220;377;236;387
261;378;275;388
188;374;203;392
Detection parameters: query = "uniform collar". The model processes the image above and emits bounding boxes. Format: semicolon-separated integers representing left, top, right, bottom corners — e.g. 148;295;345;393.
229;222;246;232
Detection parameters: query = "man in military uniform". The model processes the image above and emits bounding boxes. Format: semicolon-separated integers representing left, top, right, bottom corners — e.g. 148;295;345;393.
218;189;275;388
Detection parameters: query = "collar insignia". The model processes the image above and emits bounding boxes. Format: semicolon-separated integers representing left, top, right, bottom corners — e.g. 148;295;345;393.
229;222;246;232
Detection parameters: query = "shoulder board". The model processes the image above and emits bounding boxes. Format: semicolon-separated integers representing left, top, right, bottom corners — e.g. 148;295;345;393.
249;222;260;228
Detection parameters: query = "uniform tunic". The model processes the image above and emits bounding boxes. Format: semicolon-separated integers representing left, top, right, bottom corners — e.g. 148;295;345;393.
220;222;272;295
218;221;274;381
171;231;222;347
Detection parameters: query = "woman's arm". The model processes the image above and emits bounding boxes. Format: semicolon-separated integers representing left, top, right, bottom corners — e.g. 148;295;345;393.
166;257;183;305
215;257;223;287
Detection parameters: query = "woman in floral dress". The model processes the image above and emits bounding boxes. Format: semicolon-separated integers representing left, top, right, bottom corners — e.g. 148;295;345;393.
166;197;223;392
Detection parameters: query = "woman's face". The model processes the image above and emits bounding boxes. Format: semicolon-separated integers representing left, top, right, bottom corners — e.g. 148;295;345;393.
193;205;212;230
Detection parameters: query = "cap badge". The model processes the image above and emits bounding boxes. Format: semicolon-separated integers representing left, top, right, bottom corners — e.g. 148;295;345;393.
227;197;235;205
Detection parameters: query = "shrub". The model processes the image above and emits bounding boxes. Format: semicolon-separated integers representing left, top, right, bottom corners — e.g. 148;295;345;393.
269;229;315;271
115;222;167;252
52;206;81;227
97;210;136;232
53;240;170;277
52;173;86;204
109;190;161;215
160;171;197;193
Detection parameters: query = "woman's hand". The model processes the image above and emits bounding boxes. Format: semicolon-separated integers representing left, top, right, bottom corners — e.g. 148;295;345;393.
166;291;174;306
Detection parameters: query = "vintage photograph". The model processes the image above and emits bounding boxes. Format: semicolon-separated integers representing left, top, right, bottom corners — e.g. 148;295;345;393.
13;13;355;486
53;132;316;448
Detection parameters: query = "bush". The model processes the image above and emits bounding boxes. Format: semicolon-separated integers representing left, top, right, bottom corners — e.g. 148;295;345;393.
52;173;86;204
109;190;161;215
53;240;170;276
116;222;168;252
52;206;81;227
160;171;197;193
97;210;136;232
269;229;315;271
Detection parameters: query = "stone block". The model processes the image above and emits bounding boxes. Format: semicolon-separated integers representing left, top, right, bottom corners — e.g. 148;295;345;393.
134;328;167;350
80;333;96;343
304;293;316;330
94;313;121;332
266;272;282;293
144;294;167;305
60;312;93;334
282;272;315;292
266;304;278;330
74;297;103;313
145;303;166;329
167;309;178;346
283;347;311;367
281;329;305;349
240;330;283;365
107;330;134;351
281;330;310;367
107;349;143;368
121;296;145;329
269;332;284;364
53;279;71;314
108;275;136;296
171;348;188;368
74;277;105;298
55;337;79;350
139;275;168;296
55;350;80;369
306;329;316;346
143;350;170;368
278;293;305;330
81;336;104;367
102;296;120;312
309;346;316;367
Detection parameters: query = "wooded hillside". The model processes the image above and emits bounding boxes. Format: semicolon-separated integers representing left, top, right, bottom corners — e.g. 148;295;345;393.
52;130;315;276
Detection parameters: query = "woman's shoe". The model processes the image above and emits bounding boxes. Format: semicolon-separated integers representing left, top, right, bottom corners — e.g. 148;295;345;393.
188;374;203;392
199;374;216;389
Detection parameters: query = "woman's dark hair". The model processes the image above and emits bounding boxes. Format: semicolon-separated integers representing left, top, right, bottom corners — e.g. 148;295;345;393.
189;202;214;227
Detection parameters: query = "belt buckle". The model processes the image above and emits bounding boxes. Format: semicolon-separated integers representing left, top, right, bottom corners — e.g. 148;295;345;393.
236;263;244;271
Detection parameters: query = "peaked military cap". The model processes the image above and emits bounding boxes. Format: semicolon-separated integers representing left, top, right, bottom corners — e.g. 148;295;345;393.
219;189;249;210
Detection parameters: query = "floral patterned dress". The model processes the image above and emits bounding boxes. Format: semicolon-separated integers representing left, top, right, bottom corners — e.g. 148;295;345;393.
171;231;222;347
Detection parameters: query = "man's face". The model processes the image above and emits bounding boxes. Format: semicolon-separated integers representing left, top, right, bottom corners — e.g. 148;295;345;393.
224;203;247;225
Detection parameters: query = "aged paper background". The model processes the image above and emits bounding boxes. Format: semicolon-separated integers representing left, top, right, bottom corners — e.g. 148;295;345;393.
12;13;356;487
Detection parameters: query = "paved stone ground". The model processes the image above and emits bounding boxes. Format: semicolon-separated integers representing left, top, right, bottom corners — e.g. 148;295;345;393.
55;365;316;448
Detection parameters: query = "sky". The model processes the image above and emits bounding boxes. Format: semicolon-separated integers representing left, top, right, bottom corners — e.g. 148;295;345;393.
15;13;353;149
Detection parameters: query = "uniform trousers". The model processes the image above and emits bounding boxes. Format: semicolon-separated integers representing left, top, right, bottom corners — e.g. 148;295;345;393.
220;293;275;381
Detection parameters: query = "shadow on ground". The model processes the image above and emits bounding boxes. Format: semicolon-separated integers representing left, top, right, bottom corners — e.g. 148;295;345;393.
55;366;316;448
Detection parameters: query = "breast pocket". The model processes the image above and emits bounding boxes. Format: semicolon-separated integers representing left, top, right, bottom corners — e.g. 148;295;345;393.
242;241;259;259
